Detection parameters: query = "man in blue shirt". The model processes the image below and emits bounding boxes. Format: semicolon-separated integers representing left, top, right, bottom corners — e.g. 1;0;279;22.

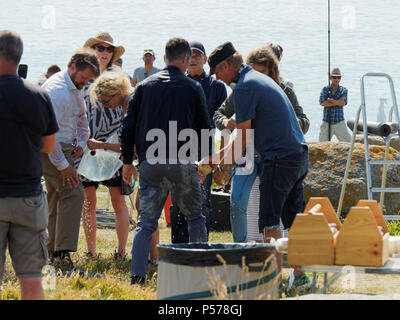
198;42;309;283
121;38;211;285
170;41;227;243
319;67;351;142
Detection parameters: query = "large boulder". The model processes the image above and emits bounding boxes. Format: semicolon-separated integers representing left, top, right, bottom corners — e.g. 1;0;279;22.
304;142;400;216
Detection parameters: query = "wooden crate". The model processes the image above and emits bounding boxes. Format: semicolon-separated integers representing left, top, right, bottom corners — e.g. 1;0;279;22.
335;206;390;267
304;197;342;230
288;201;335;266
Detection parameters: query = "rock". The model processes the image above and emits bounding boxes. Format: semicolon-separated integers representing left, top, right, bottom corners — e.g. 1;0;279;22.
355;134;400;153
304;142;400;216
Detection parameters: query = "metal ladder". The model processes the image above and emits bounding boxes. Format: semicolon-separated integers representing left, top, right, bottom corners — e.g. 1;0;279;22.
337;73;400;218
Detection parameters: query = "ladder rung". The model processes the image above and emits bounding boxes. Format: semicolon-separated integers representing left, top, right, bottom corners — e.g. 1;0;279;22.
369;160;400;165
384;215;400;221
371;187;400;193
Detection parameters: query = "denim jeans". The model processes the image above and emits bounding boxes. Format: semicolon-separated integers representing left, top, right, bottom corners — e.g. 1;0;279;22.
230;158;263;242
131;161;207;278
259;146;309;232
170;173;212;243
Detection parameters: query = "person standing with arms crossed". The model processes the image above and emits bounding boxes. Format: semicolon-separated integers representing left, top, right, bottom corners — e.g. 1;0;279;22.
319;67;351;142
0;30;58;299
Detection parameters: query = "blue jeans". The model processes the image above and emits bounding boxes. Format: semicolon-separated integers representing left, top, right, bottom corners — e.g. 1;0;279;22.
170;173;212;243
259;146;309;232
131;161;207;278
230;157;263;243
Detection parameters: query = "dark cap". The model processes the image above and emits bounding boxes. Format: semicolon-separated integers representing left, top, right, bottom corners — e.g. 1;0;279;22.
208;42;237;76
189;41;206;56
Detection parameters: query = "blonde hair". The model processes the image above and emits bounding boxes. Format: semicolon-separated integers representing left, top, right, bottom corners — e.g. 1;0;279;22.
89;67;132;108
246;46;280;85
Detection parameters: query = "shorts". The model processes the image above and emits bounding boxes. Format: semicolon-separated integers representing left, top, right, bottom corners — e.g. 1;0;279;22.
0;192;49;281
259;146;309;232
82;174;122;189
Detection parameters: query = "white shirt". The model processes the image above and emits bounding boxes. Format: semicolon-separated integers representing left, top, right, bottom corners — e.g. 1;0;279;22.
42;69;89;171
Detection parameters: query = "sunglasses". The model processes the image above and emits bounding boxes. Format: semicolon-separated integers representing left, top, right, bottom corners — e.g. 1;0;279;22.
99;94;117;106
95;45;114;53
332;76;341;79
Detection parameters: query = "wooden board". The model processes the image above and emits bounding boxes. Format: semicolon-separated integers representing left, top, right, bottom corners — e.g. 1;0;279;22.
335;206;390;267
356;200;390;234
304;197;342;230
288;213;335;266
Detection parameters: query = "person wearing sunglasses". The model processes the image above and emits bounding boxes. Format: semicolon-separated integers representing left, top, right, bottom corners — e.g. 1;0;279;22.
319;67;351;142
131;49;160;87
80;32;130;260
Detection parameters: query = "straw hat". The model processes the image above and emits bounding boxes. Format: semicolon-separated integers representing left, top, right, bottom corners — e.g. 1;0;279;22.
84;31;125;62
330;67;343;77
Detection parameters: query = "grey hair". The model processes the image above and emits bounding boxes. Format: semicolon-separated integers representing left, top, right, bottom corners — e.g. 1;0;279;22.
0;30;23;64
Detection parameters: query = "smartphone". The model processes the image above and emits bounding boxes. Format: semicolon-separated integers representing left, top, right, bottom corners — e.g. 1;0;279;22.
17;64;28;79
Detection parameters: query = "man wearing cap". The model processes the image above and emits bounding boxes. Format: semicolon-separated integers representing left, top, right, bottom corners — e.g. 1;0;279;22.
319;67;351;142
169;41;227;243
198;42;308;281
131;49;160;87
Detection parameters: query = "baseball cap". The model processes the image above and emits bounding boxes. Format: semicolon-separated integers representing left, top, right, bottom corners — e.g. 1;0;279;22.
143;49;155;57
189;41;206;56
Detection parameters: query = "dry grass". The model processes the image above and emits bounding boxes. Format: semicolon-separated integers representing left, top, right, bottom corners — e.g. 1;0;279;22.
2;186;399;299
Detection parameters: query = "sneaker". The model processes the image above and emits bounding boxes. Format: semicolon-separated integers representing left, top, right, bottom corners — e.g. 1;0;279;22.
148;259;158;266
113;251;127;261
131;275;145;285
85;251;95;258
291;274;311;292
53;251;74;269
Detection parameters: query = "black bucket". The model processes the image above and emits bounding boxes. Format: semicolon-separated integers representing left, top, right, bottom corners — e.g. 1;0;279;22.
156;243;278;300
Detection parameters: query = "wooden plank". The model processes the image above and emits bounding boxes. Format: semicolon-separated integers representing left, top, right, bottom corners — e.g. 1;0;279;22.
304;197;342;229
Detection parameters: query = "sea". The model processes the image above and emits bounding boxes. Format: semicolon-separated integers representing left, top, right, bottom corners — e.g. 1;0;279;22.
2;0;400;142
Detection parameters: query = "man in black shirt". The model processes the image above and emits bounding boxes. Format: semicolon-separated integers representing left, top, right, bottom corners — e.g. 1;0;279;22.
121;37;211;285
0;30;59;299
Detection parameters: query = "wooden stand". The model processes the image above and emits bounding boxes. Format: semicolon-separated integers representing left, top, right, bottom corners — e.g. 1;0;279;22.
288;199;336;266
335;206;390;267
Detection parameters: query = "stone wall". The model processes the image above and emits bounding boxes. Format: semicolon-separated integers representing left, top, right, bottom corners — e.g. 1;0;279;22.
304;142;400;216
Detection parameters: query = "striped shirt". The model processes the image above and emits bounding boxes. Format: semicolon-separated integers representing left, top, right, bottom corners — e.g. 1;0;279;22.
79;81;124;182
319;85;348;124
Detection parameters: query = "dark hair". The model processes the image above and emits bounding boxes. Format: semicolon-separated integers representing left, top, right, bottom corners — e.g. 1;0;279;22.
68;49;100;77
46;64;61;74
266;42;283;61
0;30;23;65
165;38;191;63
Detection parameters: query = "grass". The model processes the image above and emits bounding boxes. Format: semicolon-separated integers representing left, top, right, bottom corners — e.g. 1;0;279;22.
3;185;400;300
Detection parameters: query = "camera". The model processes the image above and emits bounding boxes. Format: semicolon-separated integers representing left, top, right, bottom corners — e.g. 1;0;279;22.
17;64;28;79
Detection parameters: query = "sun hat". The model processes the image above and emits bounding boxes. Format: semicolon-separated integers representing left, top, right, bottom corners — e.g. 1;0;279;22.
84;31;125;62
330;67;343;77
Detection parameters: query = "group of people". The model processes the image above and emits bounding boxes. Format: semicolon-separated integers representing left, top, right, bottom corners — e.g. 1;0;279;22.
0;28;353;299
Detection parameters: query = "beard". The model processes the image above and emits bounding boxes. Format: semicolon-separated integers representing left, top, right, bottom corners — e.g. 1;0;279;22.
70;71;85;89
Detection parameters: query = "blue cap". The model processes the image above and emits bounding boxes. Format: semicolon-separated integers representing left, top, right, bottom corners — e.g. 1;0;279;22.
189;41;206;56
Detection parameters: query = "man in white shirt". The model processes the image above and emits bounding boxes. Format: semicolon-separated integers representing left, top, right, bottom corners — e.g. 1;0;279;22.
41;49;99;267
